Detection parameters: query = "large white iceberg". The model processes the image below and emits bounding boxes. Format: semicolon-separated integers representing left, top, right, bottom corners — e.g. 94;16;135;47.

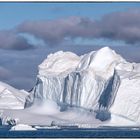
24;46;140;124
25;47;123;110
1;46;140;126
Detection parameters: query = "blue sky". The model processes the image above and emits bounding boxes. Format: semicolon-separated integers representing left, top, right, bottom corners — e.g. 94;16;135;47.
0;2;140;29
0;2;140;90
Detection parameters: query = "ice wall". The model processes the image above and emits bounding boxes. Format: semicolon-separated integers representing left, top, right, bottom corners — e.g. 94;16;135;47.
110;70;140;123
25;47;124;112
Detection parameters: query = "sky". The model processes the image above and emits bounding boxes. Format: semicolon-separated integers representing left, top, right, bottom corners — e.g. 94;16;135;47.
1;2;140;90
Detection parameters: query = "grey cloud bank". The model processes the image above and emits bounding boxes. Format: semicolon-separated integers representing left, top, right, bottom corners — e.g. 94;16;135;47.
17;9;140;45
1;9;140;50
0;30;34;50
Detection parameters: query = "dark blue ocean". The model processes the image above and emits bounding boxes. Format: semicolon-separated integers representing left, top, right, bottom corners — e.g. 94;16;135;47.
0;126;140;138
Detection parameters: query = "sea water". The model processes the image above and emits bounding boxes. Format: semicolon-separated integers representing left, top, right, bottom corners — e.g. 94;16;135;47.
0;126;140;138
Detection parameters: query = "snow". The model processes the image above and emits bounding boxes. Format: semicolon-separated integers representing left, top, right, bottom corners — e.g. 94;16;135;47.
77;46;125;79
1;106;137;127
1;106;104;127
84;47;123;72
39;51;80;76
103;113;138;127
28;99;60;115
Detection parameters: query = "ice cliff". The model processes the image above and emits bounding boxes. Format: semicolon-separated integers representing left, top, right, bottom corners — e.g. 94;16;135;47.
25;47;122;109
24;47;140;123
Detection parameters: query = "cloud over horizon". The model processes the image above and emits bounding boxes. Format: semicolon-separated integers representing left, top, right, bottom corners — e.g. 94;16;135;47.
17;9;140;45
1;9;140;50
0;30;34;50
0;66;12;80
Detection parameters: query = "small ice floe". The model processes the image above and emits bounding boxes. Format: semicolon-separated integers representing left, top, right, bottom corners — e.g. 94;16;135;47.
10;124;36;131
35;125;60;129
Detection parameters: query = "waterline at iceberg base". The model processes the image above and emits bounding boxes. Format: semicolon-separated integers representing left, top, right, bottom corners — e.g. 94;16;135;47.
0;46;140;137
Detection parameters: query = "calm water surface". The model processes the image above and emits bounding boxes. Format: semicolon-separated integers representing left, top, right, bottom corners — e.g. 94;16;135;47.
0;126;140;138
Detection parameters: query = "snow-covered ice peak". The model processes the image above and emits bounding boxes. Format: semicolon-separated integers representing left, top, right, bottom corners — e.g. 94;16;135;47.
77;46;125;79
39;47;126;77
91;47;125;77
90;46;124;68
38;51;80;76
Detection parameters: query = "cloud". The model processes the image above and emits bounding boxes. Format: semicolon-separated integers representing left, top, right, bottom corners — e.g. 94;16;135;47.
0;47;48;90
94;9;140;44
17;9;140;45
0;66;12;80
17;16;95;45
0;30;34;50
8;77;35;90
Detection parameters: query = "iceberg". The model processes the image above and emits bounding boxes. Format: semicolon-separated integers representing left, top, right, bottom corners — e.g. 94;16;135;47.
25;47;124;111
24;47;140;122
25;47;140;124
10;124;36;131
1;46;140;126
